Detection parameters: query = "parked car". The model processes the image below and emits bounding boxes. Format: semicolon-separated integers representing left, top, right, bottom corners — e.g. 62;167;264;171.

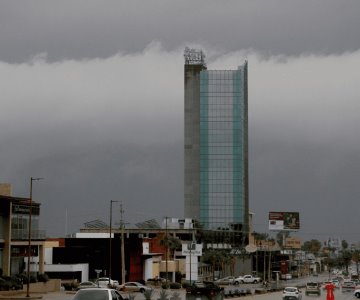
75;281;98;290
341;280;356;292
186;281;224;296
96;277;119;288
282;287;302;300
281;274;292;280
354;288;360;298
214;276;236;285
305;282;321;296
118;282;152;293
234;274;261;284
146;277;166;285
72;288;128;300
331;279;340;288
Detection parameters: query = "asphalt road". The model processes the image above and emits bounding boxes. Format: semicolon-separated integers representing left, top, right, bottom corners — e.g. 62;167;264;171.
36;287;359;300
37;274;353;300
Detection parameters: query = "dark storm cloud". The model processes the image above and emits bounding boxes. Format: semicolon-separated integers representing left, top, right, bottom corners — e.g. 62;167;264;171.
0;45;184;236
1;0;360;63
1;0;360;243
1;46;360;241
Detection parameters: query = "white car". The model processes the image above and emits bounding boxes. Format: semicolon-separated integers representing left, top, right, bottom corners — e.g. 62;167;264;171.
118;282;153;293
282;287;302;300
354;288;360;298
96;277;119;288
72;288;128;300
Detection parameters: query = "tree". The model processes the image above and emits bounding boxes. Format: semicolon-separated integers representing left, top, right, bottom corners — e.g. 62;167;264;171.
323;257;337;278
342;240;349;250
202;249;225;280
276;231;290;247
352;250;360;276
302;239;322;255
160;235;182;259
253;232;269;243
339;250;352;275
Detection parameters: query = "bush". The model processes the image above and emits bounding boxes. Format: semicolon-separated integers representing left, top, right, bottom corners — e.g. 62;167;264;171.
37;273;49;282
62;283;73;291
0;276;23;291
170;291;181;300
158;289;169;300
143;289;154;300
169;282;181;289
16;273;28;284
161;283;169;289
181;282;191;289
161;282;181;289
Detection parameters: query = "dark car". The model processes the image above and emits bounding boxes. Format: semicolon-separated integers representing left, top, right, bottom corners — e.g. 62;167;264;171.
186;281;224;296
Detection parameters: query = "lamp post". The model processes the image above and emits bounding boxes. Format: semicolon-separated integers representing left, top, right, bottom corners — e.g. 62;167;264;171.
26;177;43;298
120;203;125;285
165;216;168;285
109;200;119;286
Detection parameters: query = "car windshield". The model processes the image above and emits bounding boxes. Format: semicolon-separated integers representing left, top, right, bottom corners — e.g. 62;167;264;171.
285;288;297;292
307;283;318;287
195;282;206;287
73;290;108;300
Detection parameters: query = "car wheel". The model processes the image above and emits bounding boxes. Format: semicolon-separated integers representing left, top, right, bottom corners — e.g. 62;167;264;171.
253;280;257;284
140;288;145;293
355;292;360;298
234;281;239;285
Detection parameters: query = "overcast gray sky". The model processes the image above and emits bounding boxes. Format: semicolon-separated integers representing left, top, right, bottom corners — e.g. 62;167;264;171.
1;0;360;243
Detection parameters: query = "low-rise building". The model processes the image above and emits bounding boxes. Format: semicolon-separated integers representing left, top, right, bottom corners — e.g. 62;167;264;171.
0;183;46;276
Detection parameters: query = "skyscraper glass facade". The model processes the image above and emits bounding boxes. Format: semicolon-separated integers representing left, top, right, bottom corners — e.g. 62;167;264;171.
199;68;247;229
184;48;248;236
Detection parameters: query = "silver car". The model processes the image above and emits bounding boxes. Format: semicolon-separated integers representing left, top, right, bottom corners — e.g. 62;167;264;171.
118;282;152;293
214;276;236;285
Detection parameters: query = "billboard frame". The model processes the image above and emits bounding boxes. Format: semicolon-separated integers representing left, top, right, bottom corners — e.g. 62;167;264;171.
268;211;300;231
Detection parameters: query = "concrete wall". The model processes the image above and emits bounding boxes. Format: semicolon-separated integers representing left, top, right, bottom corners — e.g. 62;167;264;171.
44;264;89;282
184;63;206;220
21;279;62;293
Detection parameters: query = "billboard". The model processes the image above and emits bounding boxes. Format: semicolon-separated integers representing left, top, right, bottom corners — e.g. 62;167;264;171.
269;211;300;231
285;237;302;249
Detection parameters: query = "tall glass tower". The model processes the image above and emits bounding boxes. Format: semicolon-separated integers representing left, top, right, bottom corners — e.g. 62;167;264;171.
184;48;248;238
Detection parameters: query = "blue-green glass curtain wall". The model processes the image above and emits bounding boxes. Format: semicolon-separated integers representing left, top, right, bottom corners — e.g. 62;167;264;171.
199;69;246;229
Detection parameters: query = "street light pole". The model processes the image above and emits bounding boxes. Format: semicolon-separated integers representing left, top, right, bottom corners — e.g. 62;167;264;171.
120;203;125;285
109;200;119;286
26;177;43;298
165;216;169;285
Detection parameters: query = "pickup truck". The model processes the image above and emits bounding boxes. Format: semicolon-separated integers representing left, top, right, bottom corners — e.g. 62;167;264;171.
234;275;262;284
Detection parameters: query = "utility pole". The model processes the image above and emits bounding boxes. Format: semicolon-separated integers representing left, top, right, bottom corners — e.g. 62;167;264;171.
26;177;43;298
120;203;125;284
109;200;119;286
165;216;168;285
